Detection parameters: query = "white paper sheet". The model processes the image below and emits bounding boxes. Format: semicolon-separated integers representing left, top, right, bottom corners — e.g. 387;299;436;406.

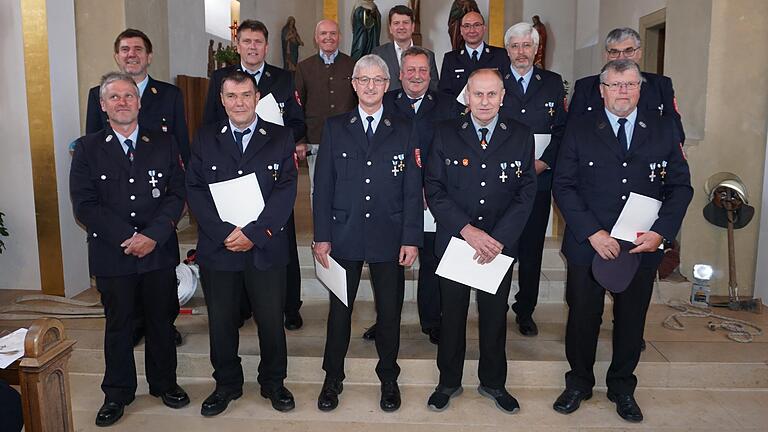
314;255;348;307
435;237;515;294
456;84;468;105
424;207;437;232
534;134;551;159
0;328;27;369
255;93;284;126
208;173;265;227
610;192;663;249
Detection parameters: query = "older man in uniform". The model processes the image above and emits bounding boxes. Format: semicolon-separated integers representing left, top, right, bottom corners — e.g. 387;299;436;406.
70;72;189;427
203;19;306;331
425;69;536;414
438;11;510;97
313;54;422;413
187;70;298;416
552;60;692;422
499;22;567;336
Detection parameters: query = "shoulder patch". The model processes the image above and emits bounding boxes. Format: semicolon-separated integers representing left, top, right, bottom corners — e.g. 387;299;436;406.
414;148;422;168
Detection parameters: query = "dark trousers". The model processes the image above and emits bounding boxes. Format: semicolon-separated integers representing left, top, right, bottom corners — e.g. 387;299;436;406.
0;380;23;432
512;190;551;319
133;287;180;338
96;268;179;403
564;263;655;395
322;259;404;382
437;265;514;389
201;265;288;393
417;232;441;331
285;211;302;313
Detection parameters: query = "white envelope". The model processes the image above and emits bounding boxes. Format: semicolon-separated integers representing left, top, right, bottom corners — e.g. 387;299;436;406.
424;207;437;233
435;237;515;294
610;192;664;249
208;173;265;227
534;134;551;159
314;256;348;307
255;93;284;126
0;328;27;369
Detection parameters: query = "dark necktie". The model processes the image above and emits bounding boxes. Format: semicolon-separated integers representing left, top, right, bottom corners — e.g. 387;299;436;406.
124;138;135;164
479;127;489;150
471;50;479;63
407;97;422;113
365;116;375;144
250;70;261;83
234;128;251;155
617;118;628;153
517;77;525;96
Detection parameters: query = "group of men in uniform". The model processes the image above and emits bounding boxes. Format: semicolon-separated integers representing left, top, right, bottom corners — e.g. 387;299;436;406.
69;5;691;427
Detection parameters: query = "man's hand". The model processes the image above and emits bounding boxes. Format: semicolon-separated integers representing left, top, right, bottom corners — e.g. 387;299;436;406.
534;159;549;175
588;230;620;260
460;224;503;265
630;231;663;254
295;143;309;160
313;241;332;269
122;233;157;258
224;227;254;252
399;245;419;267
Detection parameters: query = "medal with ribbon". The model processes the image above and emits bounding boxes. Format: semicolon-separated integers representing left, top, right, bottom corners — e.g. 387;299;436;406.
499;162;508;183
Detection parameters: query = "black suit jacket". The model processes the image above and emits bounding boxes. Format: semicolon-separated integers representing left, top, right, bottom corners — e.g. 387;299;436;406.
186;118;298;272
70;128;186;277
553;109;693;267
438;44;510;97
86;77;190;164
425;116;537;259
371;42;439;92
203;64;306;143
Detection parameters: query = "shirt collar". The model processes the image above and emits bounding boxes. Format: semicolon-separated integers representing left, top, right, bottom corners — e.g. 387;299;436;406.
604;107;638;129
136;75;149;98
241;62;265;78
114;127;139;148
229;116;259;136
358;105;384;132
319;49;339;64
510;66;534;85
471;114;499;141
465;41;485;57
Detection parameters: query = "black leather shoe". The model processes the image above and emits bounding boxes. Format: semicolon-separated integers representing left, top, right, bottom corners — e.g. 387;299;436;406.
477;385;520;414
317;378;343;411
362;324;376;340
380;381;401;412
552;388;592;414
260;386;296;412
200;389;243;417
284;310;303;330
607;392;643;422
516;315;539;337
95;398;132;427
427;385;462;412
151;384;190;409
173;326;183;346
422;327;440;345
640;338;646;352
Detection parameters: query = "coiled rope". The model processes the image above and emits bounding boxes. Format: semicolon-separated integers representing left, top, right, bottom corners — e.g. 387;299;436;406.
663;300;763;343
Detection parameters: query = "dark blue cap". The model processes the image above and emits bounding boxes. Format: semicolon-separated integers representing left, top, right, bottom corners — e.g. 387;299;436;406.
591;240;641;293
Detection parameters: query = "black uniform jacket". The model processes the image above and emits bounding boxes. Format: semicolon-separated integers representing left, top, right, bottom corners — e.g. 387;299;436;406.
70;128;186;277
186;118;298;272
425;116;538;259
313;108;423;263
203;64;306;143
500;66;567;190
568;72;685;143
86;76;190;164
438;44;510;97
553;109;693;267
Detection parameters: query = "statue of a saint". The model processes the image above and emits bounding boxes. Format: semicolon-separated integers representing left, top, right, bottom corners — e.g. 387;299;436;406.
281;16;304;72
350;0;381;61
448;0;479;50
532;15;547;70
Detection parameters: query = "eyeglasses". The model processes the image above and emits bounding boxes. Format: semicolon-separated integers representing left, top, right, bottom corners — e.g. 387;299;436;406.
606;47;640;59
353;76;389;86
461;23;484;30
601;81;641;91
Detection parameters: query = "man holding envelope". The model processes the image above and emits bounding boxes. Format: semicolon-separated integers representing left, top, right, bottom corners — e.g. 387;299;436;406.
424;68;537;413
186;70;298;415
552;59;692;422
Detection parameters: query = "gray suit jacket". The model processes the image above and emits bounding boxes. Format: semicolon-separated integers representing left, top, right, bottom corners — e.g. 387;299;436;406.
372;42;439;91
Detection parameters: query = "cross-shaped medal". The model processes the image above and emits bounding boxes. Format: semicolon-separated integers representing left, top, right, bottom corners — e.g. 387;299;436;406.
397;159;405;172
392;163;399;177
148;171;158;187
548;106;555;117
499;170;508;183
649;163;657;182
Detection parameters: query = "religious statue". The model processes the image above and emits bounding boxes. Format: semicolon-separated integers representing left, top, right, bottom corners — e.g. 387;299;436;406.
350;0;381;61
281;16;304;72
532;15;547;70
448;0;479;50
409;0;422;45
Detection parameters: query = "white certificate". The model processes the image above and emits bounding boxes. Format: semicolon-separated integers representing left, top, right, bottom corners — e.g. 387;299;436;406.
255;93;284;126
424;207;437;233
610;192;663;249
314;256;348;307
0;328;27;369
456;84;468;105
208;173;265;227
534;134;551;159
435;237;515;294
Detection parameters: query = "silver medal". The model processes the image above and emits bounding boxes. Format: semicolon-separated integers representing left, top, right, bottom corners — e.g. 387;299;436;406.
152;188;160;198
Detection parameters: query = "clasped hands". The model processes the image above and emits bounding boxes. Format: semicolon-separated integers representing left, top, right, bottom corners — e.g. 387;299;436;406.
461;224;504;265
121;233;156;258
588;229;663;260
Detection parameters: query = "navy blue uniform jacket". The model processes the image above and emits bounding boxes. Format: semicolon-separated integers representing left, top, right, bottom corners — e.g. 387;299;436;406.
425;116;538;259
86;77;190;164
203;64;306;143
438;45;510;97
553;109;693;267
186;118;298;272
313;108;423;263
70;128;186;277
568;72;685;143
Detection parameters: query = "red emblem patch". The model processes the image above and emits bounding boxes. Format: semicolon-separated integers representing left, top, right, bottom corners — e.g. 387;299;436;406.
294;89;302;107
673;97;679;114
679;143;687;160
563;96;569;112
293;151;299;169
414;148;422;168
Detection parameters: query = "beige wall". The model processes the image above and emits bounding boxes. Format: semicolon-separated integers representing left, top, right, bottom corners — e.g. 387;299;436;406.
125;0;170;81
